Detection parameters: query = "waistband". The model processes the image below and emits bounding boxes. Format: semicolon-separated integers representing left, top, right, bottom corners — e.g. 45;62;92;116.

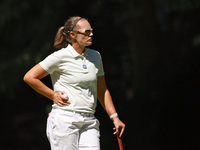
75;111;94;117
51;108;94;117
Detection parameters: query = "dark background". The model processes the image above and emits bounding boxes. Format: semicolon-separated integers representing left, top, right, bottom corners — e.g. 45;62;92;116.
1;0;200;149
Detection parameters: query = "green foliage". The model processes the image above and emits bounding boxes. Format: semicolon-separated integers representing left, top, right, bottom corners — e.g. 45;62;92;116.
161;0;200;11
1;0;200;149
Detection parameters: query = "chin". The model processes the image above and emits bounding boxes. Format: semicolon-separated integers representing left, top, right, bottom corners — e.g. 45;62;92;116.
86;42;92;46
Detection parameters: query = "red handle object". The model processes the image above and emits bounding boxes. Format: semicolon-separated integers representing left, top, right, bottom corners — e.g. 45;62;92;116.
117;134;123;150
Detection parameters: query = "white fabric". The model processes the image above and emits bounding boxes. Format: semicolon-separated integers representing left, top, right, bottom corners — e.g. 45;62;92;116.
39;44;104;114
47;108;100;150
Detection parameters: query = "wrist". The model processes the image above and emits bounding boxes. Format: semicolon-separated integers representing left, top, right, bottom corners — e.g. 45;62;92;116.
50;91;57;101
110;113;118;119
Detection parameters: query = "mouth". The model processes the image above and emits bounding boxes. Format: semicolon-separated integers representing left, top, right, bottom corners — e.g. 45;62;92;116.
88;38;92;42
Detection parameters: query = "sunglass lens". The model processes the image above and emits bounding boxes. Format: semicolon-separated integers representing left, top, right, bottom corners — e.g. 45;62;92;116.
85;29;92;34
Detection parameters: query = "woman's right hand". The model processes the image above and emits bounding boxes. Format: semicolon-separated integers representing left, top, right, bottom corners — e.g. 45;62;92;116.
53;91;71;106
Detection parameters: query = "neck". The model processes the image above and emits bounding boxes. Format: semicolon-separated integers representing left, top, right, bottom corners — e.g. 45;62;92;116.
72;43;85;55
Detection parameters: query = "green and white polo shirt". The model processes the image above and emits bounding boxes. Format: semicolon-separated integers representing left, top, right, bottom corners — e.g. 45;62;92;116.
39;44;104;114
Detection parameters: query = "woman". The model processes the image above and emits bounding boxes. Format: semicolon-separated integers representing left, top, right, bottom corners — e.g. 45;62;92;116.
24;16;125;150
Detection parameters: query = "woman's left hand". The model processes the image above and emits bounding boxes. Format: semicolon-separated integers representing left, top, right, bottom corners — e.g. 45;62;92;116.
112;117;125;137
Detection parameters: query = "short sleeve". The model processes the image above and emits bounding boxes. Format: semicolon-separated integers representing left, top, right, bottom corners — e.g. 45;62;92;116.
97;53;105;76
39;51;60;74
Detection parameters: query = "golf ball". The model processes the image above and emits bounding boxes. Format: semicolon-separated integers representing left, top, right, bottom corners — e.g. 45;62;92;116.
62;93;68;98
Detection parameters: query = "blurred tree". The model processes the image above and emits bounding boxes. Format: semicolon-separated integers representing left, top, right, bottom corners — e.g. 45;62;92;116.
0;0;200;149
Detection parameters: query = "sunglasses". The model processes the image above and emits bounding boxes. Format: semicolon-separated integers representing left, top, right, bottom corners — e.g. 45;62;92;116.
70;28;93;35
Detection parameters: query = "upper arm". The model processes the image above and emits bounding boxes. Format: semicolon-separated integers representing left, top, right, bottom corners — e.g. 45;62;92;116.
24;64;49;81
97;75;107;100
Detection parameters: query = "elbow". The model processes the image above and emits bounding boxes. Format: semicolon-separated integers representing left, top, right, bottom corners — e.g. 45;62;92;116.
23;74;27;82
23;73;30;83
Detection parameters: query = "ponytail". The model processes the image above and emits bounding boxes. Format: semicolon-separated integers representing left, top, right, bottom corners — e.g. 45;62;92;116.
54;26;69;49
54;16;86;49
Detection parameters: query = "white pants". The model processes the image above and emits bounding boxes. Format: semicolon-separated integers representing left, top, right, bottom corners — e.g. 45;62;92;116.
47;109;100;150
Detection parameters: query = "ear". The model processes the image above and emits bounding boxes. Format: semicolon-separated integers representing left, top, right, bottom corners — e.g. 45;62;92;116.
69;32;76;39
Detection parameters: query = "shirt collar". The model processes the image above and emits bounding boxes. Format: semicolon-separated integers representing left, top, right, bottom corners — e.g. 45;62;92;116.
67;44;88;58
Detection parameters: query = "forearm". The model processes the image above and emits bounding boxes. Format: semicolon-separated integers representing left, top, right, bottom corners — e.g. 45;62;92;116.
97;76;125;136
24;64;56;101
24;76;55;101
98;89;117;117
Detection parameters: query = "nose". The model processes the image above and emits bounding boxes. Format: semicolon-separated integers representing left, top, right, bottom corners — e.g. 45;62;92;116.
89;32;93;36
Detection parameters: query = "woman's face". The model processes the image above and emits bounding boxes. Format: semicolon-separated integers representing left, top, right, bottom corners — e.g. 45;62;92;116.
72;19;93;47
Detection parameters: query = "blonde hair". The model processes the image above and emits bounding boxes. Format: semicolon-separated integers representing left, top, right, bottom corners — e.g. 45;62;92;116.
54;16;86;49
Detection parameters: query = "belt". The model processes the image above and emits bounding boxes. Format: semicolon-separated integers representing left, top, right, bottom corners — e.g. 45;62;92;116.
75;111;94;117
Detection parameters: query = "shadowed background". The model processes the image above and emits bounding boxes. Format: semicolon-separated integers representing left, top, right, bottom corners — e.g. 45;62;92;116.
1;0;200;149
